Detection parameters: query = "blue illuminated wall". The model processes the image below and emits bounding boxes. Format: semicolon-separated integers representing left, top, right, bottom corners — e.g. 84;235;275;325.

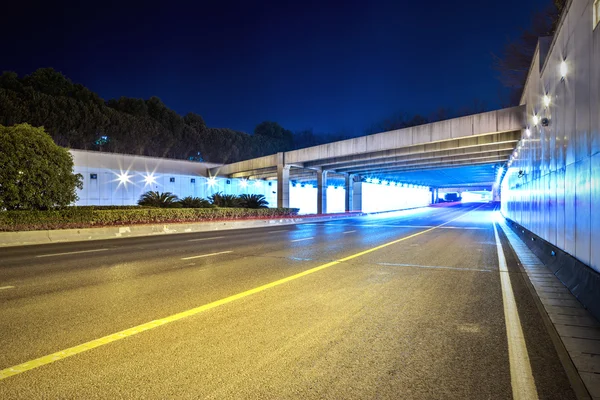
501;0;600;273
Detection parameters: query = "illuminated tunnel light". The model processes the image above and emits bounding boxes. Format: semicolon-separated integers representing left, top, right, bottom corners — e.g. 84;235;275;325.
117;172;131;185
208;177;217;186
560;60;568;78
543;94;551;107
525;128;531;137
532;115;539;125
143;173;157;185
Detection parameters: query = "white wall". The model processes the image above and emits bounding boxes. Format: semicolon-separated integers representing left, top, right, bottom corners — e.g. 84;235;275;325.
71;150;277;207
361;183;431;213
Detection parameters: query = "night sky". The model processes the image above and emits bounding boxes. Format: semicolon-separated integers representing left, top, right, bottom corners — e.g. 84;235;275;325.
3;0;549;135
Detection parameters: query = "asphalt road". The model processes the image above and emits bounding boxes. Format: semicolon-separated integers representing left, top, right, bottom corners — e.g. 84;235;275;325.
0;202;577;399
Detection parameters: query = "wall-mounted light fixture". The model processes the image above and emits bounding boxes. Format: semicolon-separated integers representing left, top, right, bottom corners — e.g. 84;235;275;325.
560;60;568;79
144;174;156;185
543;94;551;107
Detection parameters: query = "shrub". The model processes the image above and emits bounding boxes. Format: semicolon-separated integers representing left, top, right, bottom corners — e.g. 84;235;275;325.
238;194;269;209
138;191;181;208
0;123;83;210
0;207;300;231
209;192;241;207
178;196;213;208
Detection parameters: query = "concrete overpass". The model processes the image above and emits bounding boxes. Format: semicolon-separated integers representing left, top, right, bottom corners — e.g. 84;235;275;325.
210;105;525;212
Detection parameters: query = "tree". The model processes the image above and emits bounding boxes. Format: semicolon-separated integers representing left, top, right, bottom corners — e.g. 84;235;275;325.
137;191;181;207
238;194;268;209
178;196;212;208
0;123;83;210
209;192;241;207
254;121;293;150
493;0;566;105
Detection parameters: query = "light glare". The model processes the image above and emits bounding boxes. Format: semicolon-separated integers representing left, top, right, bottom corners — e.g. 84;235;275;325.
560;60;568;78
144;174;156;185
543;95;551;107
532;115;539;125
117;173;131;184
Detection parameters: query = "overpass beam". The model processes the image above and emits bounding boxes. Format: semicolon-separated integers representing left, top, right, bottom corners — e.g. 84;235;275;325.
277;162;290;208
317;170;328;214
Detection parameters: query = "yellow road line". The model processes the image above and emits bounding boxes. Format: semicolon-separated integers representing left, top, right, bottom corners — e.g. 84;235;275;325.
493;223;538;400
0;204;485;381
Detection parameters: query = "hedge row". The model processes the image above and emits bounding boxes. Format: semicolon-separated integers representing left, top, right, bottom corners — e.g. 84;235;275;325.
0;207;300;232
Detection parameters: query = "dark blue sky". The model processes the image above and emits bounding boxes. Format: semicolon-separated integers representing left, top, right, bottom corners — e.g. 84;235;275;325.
3;0;549;135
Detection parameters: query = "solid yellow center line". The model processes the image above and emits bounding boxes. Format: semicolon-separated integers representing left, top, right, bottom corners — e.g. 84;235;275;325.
0;204;485;381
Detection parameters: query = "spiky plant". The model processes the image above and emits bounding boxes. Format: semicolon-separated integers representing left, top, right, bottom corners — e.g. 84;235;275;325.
137;191;180;208
178;196;213;208
238;194;269;209
208;192;241;207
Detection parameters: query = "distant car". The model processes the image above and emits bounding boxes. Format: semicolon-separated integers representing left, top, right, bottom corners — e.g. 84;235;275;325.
443;192;462;202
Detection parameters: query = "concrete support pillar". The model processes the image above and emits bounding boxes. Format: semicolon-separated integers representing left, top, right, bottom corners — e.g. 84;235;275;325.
345;174;355;212
317;170;328;214
277;163;290;209
352;181;363;212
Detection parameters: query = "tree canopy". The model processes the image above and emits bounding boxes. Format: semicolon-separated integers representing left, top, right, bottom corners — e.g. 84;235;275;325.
0;123;83;210
0;68;296;164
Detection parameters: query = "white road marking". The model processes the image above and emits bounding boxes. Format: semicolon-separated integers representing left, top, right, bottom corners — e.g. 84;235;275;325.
343;230;356;234
0;286;15;290
493;223;538;400
36;249;109;258
291;237;314;242
181;251;233;260
187;236;225;242
378;263;493;272
359;224;485;230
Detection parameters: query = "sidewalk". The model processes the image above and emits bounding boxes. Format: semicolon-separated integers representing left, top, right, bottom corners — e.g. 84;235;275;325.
499;219;600;400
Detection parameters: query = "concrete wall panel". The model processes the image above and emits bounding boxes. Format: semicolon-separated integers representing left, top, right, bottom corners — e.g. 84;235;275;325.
592;16;600;155
556;168;566;249
473;110;498;134
450;115;473;138
574;12;592;161
575;158;592;266
564;163;577;255
591;153;600;272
